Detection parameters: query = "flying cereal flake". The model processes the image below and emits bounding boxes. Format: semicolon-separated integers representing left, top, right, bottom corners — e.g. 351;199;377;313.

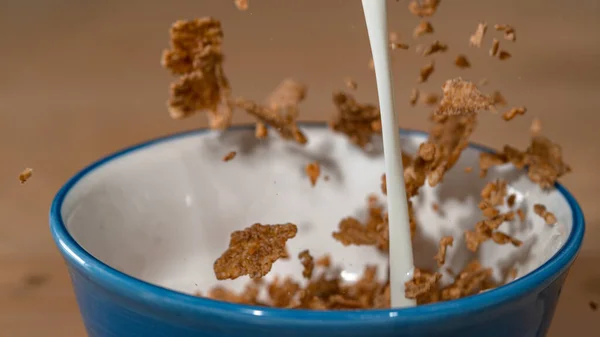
502;107;527;121
19;168;33;184
234;0;249;11
489;38;500;56
469;22;487;48
418;62;435;83
435;78;494;116
455;55;471;69
498;50;512;60
413;21;434;37
494;24;516;42
222;151;237;162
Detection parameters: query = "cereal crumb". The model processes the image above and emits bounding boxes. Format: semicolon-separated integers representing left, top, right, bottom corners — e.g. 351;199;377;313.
19;168;33;184
305;161;321;187
214;223;298;280
507;194;516;207
491;91;507;107
435;78;494;116
533;204;557;225
422;93;440;106
234;0;249;11
434;236;454;266
345;77;358;90
368;59;374;70
299;250;314;279
423;40;448;56
489;38;500;56
413;21;434;37
222;151;237;162
418;62;435;83
323;175;330;181
494;24;516;42
381;174;387;195
432;202;440;213
408;0;441;17
464;166;473;173
315;255;331;267
390;42;410;50
410;88;420;106
455;55;471;69
469;22;487;48
498;50;511;60
590;301;598;311
530;118;542;135
502;107;526;121
255;122;268;139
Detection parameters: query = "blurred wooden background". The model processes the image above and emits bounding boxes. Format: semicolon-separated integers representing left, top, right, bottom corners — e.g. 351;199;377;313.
1;0;599;336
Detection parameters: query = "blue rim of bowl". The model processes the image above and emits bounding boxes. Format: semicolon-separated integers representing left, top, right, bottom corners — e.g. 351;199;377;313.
50;122;585;326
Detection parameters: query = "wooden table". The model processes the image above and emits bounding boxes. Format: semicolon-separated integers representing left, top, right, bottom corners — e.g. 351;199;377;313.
1;1;598;335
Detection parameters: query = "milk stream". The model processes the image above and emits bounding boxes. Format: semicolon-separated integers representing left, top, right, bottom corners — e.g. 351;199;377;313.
361;0;416;308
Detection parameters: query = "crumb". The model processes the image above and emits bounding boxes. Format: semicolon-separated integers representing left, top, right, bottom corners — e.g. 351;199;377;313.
517;209;526;221
418;62;435;83
422;40;448;56
315;255;331;267
299;250;314;279
533;204;557;225
489;38;499;56
381;174;387;195
502;107;526;121
498;50;511;60
305;161;321;187
345;77;358;90
390;42;410;50
255;122;268;139
222;151;237;162
435;78;494;116
234;0;249;11
590;301;598;311
413;21;434;37
507;194;516;207
389;32;399;42
330;92;381;149
19;168;33;184
530;118;542;135
491;91;507;107
432;202;440;212
410;88;420;106
455;55;471;69
464;166;473;173
494;24;516;41
422;93;440;106
368;59;374;70
434;236;454;266
469;22;487;48
214;223;298;280
479;78;489;86
323;175;330;181
408;0;441;17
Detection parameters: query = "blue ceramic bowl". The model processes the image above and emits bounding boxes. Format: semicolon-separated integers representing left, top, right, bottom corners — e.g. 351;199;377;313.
50;124;584;337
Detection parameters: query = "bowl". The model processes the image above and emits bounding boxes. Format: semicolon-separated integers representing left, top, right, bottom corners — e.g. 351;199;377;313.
49;124;584;337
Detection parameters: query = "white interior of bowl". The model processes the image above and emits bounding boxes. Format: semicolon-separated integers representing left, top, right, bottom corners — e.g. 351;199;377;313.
61;127;572;297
